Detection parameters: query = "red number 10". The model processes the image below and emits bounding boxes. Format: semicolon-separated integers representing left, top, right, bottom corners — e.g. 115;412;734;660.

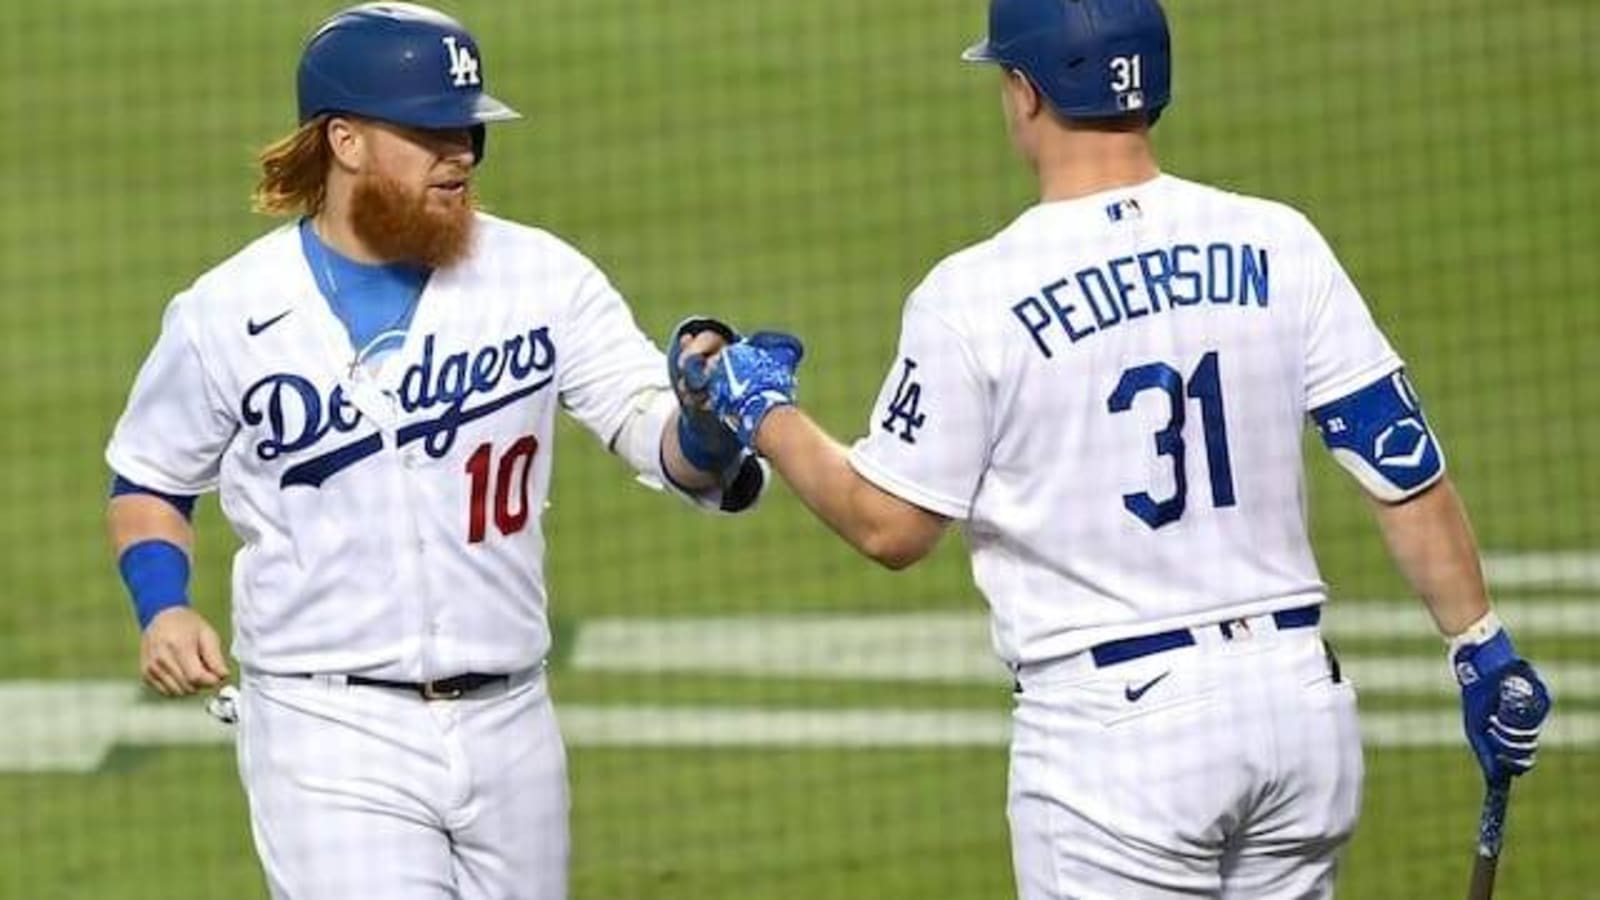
464;435;540;544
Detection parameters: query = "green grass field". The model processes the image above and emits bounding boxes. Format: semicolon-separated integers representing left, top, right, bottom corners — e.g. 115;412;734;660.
1;0;1597;897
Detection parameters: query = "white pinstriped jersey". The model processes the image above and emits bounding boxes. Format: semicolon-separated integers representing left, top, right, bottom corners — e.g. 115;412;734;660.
108;214;668;679
850;175;1402;666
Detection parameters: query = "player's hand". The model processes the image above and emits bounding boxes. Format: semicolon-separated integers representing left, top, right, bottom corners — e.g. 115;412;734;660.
1453;626;1552;785
667;317;745;474
141;607;229;697
669;316;739;402
688;332;805;448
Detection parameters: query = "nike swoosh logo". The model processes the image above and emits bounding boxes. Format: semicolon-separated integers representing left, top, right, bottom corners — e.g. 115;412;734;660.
724;355;750;396
247;310;292;337
1124;671;1171;703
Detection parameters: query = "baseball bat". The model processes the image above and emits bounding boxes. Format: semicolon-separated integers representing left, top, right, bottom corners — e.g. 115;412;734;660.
1465;674;1546;900
1467;780;1510;900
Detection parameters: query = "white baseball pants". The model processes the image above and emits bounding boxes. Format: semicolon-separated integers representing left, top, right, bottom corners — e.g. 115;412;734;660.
235;670;568;899
1008;615;1363;899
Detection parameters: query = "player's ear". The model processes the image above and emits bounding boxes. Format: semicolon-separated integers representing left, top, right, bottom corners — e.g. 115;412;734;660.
1003;68;1044;120
324;116;365;174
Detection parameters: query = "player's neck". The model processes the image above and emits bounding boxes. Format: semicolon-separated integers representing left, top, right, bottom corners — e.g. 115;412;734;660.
1034;132;1161;204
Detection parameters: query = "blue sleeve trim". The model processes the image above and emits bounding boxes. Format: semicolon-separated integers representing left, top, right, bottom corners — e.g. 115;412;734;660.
118;539;192;630
110;474;197;520
1311;369;1444;502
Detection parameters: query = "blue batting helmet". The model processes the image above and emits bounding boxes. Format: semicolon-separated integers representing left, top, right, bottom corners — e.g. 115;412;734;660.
962;0;1172;124
297;2;521;162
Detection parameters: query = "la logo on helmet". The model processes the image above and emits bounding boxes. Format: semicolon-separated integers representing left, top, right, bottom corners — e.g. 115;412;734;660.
442;35;481;87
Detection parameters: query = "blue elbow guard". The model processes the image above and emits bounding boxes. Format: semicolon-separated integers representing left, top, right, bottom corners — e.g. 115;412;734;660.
1313;369;1445;502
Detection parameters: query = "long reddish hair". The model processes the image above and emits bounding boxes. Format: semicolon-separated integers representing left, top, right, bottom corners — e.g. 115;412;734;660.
252;117;331;217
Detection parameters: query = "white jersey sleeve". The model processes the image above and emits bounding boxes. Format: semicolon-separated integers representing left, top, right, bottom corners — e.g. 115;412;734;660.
848;293;988;520
556;263;670;448
548;246;762;512
1301;218;1402;409
105;292;237;494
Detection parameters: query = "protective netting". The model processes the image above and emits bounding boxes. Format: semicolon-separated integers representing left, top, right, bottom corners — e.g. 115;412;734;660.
1;1;1595;897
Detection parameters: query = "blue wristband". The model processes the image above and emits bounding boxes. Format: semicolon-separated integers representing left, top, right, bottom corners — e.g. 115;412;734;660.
676;412;742;474
118;540;191;630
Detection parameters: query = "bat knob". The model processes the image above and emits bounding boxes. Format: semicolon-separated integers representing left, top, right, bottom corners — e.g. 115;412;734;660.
1496;672;1550;729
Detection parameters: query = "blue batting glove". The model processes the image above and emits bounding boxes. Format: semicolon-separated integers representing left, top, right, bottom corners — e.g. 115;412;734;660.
667;316;744;475
1451;616;1552;785
688;331;805;448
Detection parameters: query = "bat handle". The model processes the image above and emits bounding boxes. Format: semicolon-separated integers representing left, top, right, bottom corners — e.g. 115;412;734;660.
1468;781;1512;900
1468;671;1545;899
1476;780;1511;859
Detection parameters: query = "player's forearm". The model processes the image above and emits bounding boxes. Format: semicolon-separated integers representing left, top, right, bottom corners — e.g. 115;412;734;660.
754;407;875;551
1369;477;1492;637
754;406;920;567
108;494;195;555
109;492;202;633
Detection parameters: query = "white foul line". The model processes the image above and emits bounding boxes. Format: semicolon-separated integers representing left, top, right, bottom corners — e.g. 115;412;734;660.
569;604;1600;691
560;707;1600;751
1345;657;1600;698
1482;551;1600;590
1;682;1597;772
1326;600;1600;638
558;706;1009;748
570;612;1003;684
3;554;1596;773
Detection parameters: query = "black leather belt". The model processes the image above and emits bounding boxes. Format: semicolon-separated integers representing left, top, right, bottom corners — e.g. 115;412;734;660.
301;672;508;700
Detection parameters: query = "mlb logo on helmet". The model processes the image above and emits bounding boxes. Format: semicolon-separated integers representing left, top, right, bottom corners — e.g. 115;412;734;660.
961;0;1172;125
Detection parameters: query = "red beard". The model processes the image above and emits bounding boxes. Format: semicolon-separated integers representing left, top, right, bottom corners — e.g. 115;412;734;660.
349;172;476;269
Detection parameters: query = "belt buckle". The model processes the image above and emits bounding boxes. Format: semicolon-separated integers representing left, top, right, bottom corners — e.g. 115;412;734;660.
420;680;464;701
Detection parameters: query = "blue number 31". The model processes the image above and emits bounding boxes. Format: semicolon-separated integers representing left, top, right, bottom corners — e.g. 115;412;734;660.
1106;351;1237;529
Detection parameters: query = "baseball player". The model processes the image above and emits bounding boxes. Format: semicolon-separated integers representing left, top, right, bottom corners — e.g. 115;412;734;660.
682;0;1553;896
105;4;760;898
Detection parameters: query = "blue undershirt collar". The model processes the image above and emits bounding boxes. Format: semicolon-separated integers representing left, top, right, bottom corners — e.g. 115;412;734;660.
298;218;429;363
